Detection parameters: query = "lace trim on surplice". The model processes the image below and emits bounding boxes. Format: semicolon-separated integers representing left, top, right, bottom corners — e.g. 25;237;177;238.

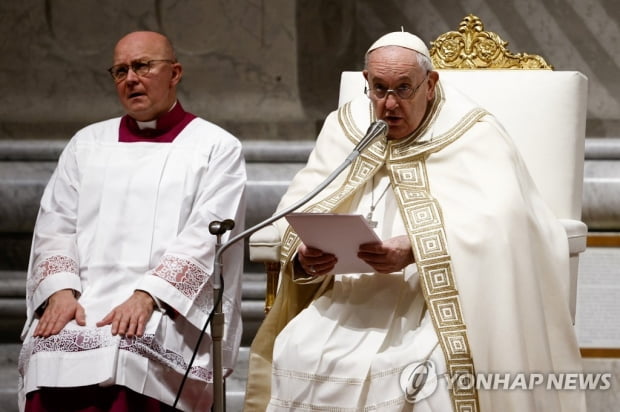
28;255;79;296
152;254;213;315
19;329;212;382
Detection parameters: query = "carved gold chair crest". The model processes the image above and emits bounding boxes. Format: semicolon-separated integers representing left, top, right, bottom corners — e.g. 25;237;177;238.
430;14;552;69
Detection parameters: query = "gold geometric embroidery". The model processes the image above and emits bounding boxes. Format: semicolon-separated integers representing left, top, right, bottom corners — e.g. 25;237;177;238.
395;187;428;203
430;296;464;326
441;331;471;359
367;140;387;161
405;202;442;229
446;334;467;354
390;154;479;410
421;262;454;295
282;232;298;251
389;162;426;188
414;228;449;261
338;100;364;146
454;400;477;412
306;203;331;213
450;364;478;401
322;186;352;207
350;158;378;182
338;100;388;162
389;105;488;160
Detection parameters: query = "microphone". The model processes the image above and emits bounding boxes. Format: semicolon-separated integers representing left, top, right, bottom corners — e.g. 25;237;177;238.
353;120;388;153
216;119;389;258
209;219;235;235
195;119;389;412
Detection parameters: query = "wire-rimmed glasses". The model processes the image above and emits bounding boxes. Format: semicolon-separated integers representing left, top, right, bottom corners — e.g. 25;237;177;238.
107;59;175;82
365;74;428;100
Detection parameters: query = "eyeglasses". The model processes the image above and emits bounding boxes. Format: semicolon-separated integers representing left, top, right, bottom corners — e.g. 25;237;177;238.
365;74;428;100
107;59;175;82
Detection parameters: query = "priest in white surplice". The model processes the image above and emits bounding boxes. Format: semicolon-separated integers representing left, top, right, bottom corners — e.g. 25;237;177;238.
18;31;246;411
244;32;585;411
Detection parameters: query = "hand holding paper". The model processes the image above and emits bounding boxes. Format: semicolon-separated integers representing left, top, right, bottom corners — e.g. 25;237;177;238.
285;213;382;274
357;235;415;274
297;243;338;276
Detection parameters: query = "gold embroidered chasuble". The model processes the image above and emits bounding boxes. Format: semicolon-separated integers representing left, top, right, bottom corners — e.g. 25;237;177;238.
277;84;485;411
244;82;585;412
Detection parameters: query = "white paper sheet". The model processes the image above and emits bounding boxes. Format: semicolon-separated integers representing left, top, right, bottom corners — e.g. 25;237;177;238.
285;213;382;274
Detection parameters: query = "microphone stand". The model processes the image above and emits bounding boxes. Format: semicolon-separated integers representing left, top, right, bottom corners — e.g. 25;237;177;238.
208;120;388;412
209;221;231;412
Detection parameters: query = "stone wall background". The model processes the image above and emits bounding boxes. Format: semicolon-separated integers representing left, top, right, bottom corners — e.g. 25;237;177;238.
297;0;620;137
0;0;306;141
0;0;618;141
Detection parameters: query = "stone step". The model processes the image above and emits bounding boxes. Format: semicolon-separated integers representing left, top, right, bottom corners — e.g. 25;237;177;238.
0;139;315;162
1;139;619;238
0;343;20;412
0;272;26;297
0;160;301;232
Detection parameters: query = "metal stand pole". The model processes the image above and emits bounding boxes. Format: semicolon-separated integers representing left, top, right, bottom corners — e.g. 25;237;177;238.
212;298;225;412
204;120;387;412
209;220;234;412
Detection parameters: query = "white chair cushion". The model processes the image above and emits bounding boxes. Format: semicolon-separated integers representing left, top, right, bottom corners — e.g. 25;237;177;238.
249;224;282;262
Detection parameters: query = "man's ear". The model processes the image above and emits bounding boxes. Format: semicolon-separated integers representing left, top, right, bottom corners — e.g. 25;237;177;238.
426;70;439;99
170;62;183;86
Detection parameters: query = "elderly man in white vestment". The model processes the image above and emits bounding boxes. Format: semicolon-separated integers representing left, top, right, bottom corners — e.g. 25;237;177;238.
243;32;586;411
18;31;246;411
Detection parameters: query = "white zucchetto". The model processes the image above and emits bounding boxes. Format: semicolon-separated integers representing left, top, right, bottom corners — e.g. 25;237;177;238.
366;31;431;59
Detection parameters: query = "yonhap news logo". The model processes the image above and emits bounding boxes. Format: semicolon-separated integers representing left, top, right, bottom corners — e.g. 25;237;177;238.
400;359;612;403
400;360;439;403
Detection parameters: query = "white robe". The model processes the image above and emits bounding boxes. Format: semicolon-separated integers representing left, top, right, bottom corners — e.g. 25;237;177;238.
245;81;585;412
18;115;246;411
269;169;452;411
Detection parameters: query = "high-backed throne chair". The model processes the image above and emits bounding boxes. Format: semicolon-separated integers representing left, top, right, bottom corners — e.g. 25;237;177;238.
249;15;588;323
